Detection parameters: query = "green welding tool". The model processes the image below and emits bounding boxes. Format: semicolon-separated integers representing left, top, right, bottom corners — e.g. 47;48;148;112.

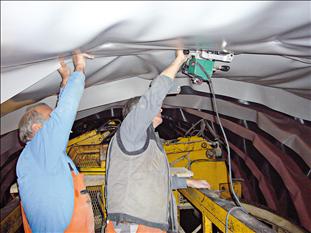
182;50;233;84
186;57;215;81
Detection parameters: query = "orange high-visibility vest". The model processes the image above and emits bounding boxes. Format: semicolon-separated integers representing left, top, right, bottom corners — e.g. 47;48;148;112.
21;172;95;233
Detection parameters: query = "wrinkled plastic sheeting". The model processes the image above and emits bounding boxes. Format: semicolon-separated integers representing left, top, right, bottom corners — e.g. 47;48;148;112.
1;1;311;133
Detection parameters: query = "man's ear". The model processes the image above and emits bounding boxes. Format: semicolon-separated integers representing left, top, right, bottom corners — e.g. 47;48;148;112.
31;123;42;134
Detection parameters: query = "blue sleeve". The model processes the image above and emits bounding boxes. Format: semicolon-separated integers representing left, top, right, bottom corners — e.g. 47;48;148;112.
29;72;85;168
120;75;174;152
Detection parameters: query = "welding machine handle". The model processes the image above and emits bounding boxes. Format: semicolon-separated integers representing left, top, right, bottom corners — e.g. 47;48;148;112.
219;65;230;72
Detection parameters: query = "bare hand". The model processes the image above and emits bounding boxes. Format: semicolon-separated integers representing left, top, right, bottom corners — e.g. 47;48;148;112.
58;57;71;87
72;51;95;73
175;49;188;64
186;179;211;189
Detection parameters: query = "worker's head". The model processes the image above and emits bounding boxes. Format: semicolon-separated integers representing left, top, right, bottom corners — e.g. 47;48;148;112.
18;103;52;143
122;96;141;119
122;97;163;128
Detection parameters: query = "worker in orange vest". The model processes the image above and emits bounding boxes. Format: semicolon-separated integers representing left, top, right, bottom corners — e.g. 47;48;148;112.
17;52;95;232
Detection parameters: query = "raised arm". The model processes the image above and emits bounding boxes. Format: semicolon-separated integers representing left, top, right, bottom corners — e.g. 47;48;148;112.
43;53;94;151
27;53;94;169
120;50;188;152
58;57;71;89
161;50;187;80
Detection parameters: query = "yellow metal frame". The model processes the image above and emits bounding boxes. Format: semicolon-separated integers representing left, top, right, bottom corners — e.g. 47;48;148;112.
80;166;106;174
165;136;241;200
67;129;109;231
68;144;107;169
179;188;256;233
67;130;112;153
86;185;106;231
66;133;247;232
164;136;213;154
203;216;213;233
219;181;242;200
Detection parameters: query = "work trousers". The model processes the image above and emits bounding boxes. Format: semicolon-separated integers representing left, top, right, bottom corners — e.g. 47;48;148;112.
105;220;166;233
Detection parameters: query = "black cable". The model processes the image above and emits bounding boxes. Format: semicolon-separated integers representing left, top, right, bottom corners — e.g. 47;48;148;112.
195;61;252;232
196;62;243;207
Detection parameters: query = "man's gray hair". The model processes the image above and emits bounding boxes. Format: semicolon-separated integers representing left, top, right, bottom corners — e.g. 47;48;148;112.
122;96;141;118
18;103;48;143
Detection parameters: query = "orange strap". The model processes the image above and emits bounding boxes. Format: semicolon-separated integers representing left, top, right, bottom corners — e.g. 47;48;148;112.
21;172;95;233
136;224;166;233
65;172;95;232
20;203;32;233
105;221;116;233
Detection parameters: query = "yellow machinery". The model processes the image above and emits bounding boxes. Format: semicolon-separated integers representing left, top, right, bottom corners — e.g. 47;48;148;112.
163;136;242;200
68;143;106;232
1;126;304;232
66;120;120;232
66;128;274;233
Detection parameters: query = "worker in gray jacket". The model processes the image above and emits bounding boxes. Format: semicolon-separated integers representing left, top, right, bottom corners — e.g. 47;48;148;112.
105;50;210;233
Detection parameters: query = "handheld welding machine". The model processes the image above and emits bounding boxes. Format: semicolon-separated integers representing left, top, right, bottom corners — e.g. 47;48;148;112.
182;50;234;84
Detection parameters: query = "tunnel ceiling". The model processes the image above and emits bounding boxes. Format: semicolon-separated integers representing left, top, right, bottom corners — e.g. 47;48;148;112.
1;1;311;232
1;1;311;135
